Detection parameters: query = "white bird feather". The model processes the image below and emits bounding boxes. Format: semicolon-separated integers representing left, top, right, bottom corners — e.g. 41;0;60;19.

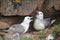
34;11;56;30
46;34;54;40
1;16;33;34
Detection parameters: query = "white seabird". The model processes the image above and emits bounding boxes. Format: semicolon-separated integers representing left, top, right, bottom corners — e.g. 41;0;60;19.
2;16;33;34
34;11;56;30
46;34;54;40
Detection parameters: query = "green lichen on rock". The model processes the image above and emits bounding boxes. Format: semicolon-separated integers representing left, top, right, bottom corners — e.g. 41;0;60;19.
52;24;60;38
39;31;45;40
0;35;4;40
20;37;32;40
52;24;60;34
53;24;60;32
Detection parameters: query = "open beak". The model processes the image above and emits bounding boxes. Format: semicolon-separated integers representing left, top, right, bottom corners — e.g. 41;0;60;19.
30;17;33;21
29;16;33;18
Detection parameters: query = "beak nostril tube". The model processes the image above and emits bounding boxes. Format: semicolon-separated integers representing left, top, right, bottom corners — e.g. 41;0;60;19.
30;17;33;21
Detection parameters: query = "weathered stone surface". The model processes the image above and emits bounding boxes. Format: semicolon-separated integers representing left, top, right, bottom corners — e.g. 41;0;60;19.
0;18;15;25
0;16;24;26
0;22;9;29
1;0;17;16
43;0;60;13
17;1;38;16
54;0;60;10
1;0;60;16
37;0;44;10
43;0;55;13
0;0;1;12
1;0;38;16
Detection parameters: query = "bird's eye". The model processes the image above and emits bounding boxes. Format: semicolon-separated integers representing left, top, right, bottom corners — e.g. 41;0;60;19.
28;18;29;19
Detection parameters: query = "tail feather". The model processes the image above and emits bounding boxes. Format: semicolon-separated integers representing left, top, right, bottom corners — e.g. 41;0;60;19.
0;30;9;32
50;19;56;25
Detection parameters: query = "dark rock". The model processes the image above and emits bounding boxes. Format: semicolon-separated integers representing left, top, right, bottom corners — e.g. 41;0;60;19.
54;0;60;10
0;22;9;29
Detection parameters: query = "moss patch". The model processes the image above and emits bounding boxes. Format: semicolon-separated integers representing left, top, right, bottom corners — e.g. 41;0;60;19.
53;24;60;32
52;24;60;38
20;37;32;40
0;35;4;40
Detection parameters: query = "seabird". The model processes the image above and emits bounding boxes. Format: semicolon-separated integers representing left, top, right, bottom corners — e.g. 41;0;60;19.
46;34;54;40
1;16;33;34
34;11;56;30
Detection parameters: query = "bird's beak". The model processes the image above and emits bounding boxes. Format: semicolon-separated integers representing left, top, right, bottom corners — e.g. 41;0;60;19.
29;16;33;19
30;17;33;21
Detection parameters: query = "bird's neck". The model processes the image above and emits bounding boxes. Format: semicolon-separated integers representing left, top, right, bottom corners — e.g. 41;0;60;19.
20;20;30;27
20;20;30;33
22;19;30;24
36;16;44;20
21;21;29;25
37;17;43;20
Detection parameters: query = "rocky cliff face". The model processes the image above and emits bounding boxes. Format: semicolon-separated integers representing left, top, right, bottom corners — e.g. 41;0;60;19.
0;0;60;16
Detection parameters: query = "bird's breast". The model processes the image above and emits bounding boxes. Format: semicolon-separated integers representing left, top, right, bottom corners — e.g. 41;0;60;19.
34;19;45;30
21;24;29;33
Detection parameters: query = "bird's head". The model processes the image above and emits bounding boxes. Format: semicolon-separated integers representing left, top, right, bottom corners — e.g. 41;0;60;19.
36;11;44;19
46;34;54;40
24;16;33;23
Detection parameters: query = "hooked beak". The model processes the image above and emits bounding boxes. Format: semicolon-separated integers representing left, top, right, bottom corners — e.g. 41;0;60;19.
30;17;33;21
30;17;33;18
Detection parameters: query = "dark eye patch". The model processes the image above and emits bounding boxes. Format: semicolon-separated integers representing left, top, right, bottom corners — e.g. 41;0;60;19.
28;18;29;19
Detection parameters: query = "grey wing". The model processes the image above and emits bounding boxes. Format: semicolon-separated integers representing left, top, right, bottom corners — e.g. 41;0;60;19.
43;18;51;28
10;24;25;34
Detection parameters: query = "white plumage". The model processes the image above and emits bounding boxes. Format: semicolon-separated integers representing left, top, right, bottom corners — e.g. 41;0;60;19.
34;11;56;30
46;34;54;40
34;19;45;30
2;16;33;34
